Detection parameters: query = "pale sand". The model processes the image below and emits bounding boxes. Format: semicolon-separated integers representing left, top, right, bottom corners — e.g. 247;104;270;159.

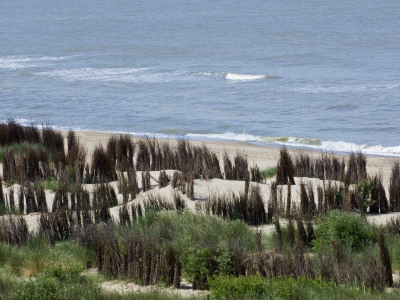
2;130;400;296
63;130;400;228
1;129;400;231
71;130;399;183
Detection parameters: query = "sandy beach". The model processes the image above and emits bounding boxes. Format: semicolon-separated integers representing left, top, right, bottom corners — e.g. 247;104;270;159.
72;130;399;186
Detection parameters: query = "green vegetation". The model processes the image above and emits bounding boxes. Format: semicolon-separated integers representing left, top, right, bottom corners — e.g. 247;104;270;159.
209;276;376;300
1;122;400;298
260;167;277;179
84;210;257;289
357;179;374;208
2;211;400;299
0;142;49;163
313;210;376;252
14;265;100;300
0;238;95;277
40;178;60;192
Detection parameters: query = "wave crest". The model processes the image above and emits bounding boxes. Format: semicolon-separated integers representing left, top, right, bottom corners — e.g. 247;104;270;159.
225;73;275;81
184;132;400;157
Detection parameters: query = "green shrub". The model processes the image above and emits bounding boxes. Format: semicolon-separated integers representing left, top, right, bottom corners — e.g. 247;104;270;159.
313;210;376;252
90;210;256;288
210;275;270;299
13;265;100;300
97;291;203;300
209;276;365;300
0;272;20;299
260;167;277;180
41;178;59;192
356;179;375;209
0;239;95;277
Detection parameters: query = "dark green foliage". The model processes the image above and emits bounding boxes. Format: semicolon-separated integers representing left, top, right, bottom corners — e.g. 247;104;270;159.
209;276;364;300
313;210;376;252
260;167;277;180
76;211;256;289
356;179;374;215
14;265;100;300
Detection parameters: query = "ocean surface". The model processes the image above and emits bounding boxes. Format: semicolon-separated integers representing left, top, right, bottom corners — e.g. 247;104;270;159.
1;1;400;156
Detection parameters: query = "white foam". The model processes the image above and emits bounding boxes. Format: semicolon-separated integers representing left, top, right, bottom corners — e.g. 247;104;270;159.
186;132;260;142
225;73;269;81
183;132;400;157
0;56;37;69
0;55;72;69
38;68;222;83
293;83;400;94
2;119;399;157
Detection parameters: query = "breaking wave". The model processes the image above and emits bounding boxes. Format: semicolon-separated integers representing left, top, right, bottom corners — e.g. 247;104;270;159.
2;119;399;157
225;73;276;81
0;55;72;69
37;68;224;83
185;132;400;157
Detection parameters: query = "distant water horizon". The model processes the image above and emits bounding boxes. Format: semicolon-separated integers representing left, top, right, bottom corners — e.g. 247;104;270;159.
1;1;399;156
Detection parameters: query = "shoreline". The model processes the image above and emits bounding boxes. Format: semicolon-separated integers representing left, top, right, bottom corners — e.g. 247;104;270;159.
6;119;400;158
70;129;399;187
70;128;400;157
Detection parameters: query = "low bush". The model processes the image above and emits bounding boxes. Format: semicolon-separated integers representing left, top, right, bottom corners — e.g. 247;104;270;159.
40;177;59;192
260;167;277;180
313;210;376;252
13;264;100;300
209;276;366;300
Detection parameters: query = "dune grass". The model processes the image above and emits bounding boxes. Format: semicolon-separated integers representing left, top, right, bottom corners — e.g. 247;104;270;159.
260;167;277;180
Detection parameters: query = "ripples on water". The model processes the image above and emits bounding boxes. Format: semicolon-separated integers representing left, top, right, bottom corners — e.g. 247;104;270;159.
0;0;399;155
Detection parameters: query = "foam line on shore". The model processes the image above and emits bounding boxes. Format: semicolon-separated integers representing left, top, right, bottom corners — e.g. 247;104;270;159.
2;119;400;157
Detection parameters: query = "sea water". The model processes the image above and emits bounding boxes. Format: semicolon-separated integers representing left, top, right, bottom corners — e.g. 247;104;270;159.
1;0;399;156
